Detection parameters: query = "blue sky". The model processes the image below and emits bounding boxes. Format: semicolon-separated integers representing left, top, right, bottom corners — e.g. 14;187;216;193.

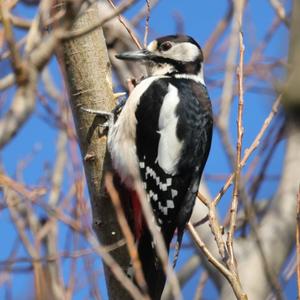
0;0;295;299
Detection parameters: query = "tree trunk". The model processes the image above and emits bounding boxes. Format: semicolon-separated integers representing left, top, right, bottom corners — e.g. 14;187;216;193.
60;4;131;299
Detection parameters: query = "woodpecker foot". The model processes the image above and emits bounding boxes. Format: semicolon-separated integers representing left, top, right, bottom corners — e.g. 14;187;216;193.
111;96;127;115
80;107;115;138
81;107;114;126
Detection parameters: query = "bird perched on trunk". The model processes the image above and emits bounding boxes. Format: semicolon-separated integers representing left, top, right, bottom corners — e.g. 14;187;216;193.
84;35;213;299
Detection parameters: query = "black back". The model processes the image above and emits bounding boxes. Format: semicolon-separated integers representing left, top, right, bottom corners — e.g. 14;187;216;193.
135;78;212;230
135;77;212;299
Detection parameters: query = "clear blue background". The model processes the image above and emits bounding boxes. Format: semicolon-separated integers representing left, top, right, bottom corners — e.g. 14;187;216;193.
0;0;295;299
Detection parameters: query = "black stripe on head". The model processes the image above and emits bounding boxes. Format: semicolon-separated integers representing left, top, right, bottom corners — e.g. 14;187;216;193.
156;35;201;49
147;35;204;75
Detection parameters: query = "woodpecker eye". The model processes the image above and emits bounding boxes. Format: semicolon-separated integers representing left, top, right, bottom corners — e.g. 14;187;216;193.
160;42;172;52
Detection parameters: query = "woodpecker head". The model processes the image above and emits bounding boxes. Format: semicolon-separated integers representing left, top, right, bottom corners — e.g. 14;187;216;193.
116;35;204;77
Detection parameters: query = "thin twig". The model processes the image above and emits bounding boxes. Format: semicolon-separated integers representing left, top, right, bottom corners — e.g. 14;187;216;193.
210;94;281;206
8;14;32;29
106;0;142;49
0;36;27;61
0;3;28;85
203;0;234;60
63;0;138;41
84;231;147;300
0;173;46;200
226;17;245;271
269;0;289;27
190;217;248;300
193;271;208;300
0;73;15;90
4;189;38;259
131;0;159;26
143;0;150;48
21;152;145;300
218;0;244;130
187;222;231;279
134;182;182;300
297;186;300;299
207;203;227;260
105;173;149;297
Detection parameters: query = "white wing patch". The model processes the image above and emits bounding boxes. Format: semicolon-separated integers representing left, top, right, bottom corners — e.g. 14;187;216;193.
157;84;183;175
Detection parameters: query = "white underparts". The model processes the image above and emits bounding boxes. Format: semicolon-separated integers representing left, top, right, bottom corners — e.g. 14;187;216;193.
149;63;175;77
157;84;183;175
108;72;204;187
108;77;158;188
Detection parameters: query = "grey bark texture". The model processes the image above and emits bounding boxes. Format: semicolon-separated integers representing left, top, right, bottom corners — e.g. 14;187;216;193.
60;4;131;299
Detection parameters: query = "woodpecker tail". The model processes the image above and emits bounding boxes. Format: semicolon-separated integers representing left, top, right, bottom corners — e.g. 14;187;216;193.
172;227;184;268
138;229;169;300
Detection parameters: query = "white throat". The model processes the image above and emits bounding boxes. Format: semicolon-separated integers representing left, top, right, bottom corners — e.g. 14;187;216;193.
148;63;175;76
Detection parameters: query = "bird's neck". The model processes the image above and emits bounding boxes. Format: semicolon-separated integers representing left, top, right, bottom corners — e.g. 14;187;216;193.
149;63;205;86
148;63;175;76
174;68;205;86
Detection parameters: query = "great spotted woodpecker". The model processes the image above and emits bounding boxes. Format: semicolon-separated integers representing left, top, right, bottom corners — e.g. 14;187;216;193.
84;35;213;299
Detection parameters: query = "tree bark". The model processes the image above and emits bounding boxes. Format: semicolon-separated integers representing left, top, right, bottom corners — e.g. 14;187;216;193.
60;4;131;299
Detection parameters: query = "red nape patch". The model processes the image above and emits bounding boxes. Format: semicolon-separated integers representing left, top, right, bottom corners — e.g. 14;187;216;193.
130;190;143;240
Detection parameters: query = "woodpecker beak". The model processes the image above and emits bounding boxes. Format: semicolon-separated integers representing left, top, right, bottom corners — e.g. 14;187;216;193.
116;49;154;61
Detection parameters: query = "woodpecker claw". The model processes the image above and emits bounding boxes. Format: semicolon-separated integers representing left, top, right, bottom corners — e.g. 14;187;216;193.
113;92;127;100
112;97;127;115
81;107;114;136
80;107;111;116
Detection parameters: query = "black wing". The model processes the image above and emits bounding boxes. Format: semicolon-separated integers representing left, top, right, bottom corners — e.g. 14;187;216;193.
135;77;212;299
171;79;213;265
135;78;212;238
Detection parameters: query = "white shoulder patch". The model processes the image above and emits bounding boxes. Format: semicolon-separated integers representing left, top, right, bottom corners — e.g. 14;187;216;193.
157;84;183;175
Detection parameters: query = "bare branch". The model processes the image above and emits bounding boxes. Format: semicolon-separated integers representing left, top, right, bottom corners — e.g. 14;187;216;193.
143;0;150;48
105;173;149;297
106;0;142;49
226;13;245;273
193;271;208;300
218;0;244;130
131;0;159;26
269;0;289;27
0;2;28;85
64;0;139;41
188;223;231;279
134;182;183;300
203;0;233;60
0;70;37;149
211;95;281;206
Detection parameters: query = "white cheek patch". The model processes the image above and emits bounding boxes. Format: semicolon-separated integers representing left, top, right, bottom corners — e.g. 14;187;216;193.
164;42;200;62
156;84;182;175
149;63;175;76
